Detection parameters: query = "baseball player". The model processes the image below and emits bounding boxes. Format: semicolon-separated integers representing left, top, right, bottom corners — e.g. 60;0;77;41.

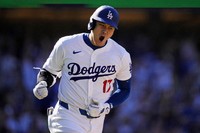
33;5;132;133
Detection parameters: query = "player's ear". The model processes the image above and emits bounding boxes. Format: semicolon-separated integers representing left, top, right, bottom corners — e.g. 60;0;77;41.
88;19;96;30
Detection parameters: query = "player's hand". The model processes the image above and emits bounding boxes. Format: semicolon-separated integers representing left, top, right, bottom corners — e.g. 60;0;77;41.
102;103;111;115
33;81;48;100
87;100;111;118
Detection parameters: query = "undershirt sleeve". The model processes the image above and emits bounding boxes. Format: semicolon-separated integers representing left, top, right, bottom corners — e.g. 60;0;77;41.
106;78;131;108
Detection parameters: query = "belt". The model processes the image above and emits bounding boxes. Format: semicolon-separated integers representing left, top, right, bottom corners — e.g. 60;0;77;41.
59;101;99;119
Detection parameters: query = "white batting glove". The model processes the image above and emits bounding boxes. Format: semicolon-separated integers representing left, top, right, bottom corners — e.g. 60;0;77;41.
87;100;111;118
33;81;48;100
102;103;111;115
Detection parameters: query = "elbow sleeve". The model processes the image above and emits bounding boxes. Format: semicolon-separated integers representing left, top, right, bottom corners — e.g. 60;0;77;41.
37;69;56;88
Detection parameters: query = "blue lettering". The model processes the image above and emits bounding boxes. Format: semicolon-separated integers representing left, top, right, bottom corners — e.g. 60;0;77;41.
67;62;116;82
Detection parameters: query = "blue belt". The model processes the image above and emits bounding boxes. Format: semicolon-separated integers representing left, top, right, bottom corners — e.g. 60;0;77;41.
59;101;99;119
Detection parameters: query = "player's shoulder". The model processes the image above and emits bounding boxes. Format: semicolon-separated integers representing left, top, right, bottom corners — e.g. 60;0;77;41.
108;38;129;54
55;33;84;47
59;33;84;43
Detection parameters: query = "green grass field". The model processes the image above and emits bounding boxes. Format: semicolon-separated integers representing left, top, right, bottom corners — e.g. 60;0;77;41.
0;0;200;8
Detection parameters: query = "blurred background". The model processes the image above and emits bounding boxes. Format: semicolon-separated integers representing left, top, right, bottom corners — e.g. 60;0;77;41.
0;1;200;133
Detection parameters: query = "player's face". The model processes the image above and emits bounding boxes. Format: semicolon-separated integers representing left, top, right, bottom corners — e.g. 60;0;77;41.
90;21;115;47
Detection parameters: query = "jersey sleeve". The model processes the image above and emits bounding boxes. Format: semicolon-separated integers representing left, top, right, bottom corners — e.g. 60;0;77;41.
43;38;64;78
116;52;132;81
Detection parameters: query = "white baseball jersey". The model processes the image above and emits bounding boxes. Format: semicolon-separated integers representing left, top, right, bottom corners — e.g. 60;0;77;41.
43;33;132;110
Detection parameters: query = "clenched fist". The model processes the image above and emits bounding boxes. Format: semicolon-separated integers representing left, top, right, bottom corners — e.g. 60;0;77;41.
33;81;48;100
87;100;111;118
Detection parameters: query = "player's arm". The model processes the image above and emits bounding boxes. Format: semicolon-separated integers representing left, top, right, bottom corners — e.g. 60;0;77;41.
33;69;57;100
87;78;131;117
105;51;132;108
106;78;131;108
33;38;64;100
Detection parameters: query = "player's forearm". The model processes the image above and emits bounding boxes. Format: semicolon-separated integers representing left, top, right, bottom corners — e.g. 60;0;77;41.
106;79;131;108
37;68;57;88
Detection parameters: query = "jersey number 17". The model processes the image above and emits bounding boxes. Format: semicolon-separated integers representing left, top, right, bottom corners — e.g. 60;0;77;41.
103;79;113;93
